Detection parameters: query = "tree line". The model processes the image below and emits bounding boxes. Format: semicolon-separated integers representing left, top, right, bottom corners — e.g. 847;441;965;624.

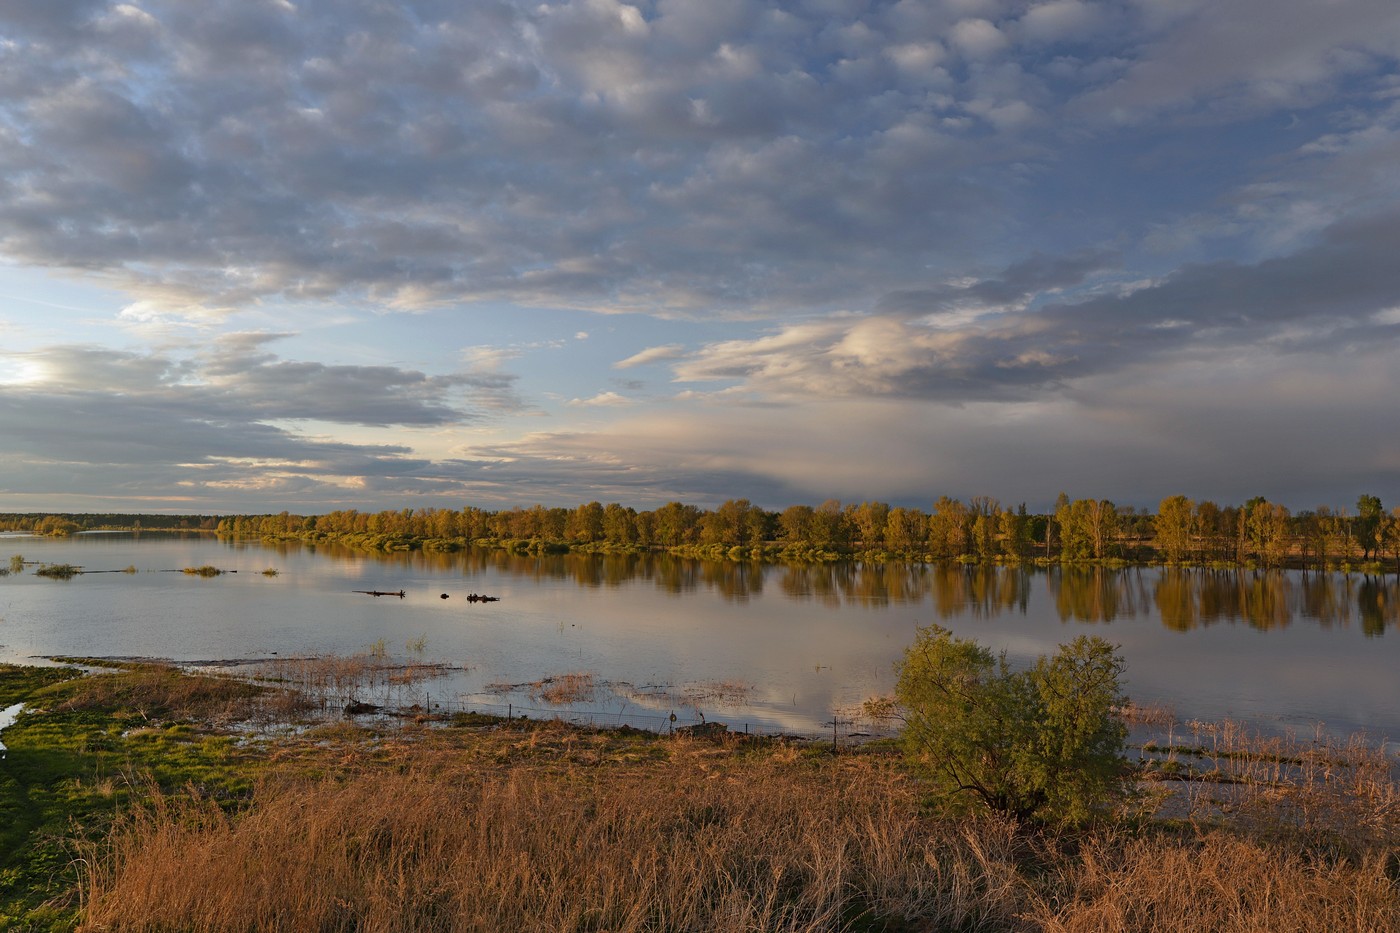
205;493;1400;570
0;513;221;535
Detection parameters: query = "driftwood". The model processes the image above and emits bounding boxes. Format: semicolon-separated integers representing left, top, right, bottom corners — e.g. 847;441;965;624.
353;589;406;598
465;593;500;603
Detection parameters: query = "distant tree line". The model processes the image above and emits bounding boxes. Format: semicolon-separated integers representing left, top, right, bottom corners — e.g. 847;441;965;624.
206;493;1400;570
0;513;221;535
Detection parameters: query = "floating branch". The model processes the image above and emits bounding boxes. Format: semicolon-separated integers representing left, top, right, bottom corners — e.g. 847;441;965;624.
353;589;407;598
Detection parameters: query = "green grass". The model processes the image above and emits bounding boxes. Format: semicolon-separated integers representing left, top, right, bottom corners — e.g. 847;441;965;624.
0;664;274;929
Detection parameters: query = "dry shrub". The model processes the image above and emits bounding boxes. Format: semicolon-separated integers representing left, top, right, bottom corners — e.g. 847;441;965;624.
80;754;1027;933
1028;830;1400;932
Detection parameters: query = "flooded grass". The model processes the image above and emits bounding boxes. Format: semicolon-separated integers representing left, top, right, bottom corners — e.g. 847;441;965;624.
613;678;754;710
531;672;596;704
1136;719;1399;841
1117;699;1178;726
252;652;455;710
35;563;81;579
181;565;223;577
1;661;1398;930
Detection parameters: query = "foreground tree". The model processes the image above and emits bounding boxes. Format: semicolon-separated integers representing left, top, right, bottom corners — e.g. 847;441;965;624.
894;626;1127;824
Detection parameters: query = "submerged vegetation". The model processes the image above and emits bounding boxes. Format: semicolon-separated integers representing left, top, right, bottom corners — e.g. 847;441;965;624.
33;563;81;580
0;659;1396;931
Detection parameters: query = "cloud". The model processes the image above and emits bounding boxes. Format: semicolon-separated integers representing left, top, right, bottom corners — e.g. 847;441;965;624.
0;0;1044;321
669;211;1400;402
0;335;529;509
1016;1;1105;44
567;391;632;407
614;344;687;368
1068;0;1400;122
950;18;1009;60
2;0;1400;515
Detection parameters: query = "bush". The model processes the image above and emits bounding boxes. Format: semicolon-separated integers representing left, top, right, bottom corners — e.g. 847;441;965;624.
895;625;1127;824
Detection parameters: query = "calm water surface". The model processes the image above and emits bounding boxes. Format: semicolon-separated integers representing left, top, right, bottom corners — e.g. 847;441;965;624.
0;533;1397;738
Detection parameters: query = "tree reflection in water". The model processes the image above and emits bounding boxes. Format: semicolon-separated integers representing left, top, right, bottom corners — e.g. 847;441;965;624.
234;539;1400;635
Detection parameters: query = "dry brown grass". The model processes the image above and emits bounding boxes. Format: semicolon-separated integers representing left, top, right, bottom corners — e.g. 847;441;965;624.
1139;720;1400;849
79;743;1026;932
56;664;301;724
255;653;450;709
75;717;1400;933
1027;829;1400;932
530;671;596;704
1115;700;1177;726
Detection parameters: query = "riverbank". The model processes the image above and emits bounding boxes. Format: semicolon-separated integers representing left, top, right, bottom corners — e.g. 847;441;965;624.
243;528;1400;575
1;660;1397;931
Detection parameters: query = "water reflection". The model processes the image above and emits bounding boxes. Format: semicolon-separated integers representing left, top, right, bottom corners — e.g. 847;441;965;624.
1152;569;1400;635
778;562;924;606
229;538;1400;635
1048;566;1151;624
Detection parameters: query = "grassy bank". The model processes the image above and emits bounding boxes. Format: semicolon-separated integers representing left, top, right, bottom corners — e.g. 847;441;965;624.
1;662;1397;931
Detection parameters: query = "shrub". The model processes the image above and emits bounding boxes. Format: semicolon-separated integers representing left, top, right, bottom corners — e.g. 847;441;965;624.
895;625;1127;824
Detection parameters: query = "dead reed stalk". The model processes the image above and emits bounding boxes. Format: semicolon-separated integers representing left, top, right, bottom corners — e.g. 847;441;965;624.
80;753;1026;932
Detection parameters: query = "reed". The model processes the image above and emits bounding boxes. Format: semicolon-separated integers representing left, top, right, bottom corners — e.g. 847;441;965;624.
80;748;1026;932
75;720;1400;932
531;672;596;704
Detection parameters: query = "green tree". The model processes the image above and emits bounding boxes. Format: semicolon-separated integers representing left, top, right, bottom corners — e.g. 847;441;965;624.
884;506;928;554
1356;494;1383;561
998;505;1030;561
847;501;889;550
928;497;971;560
1155;495;1195;563
777;505;814;545
1245;498;1290;567
894;625;1127;824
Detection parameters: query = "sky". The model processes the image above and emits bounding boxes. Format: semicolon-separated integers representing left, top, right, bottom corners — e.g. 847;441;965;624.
2;0;1399;516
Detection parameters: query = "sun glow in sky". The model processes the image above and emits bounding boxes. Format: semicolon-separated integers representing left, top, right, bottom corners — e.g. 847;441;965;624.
2;0;1399;514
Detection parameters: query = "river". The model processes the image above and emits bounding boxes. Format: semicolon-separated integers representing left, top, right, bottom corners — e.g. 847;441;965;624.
0;532;1396;739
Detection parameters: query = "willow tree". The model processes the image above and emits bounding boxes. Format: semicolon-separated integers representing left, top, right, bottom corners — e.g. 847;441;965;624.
895;625;1127;824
